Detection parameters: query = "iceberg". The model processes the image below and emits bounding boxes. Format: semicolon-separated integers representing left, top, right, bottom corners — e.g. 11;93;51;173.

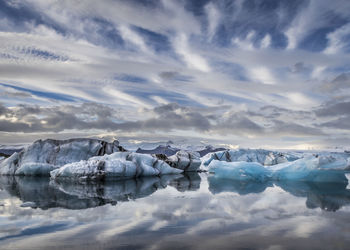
163;150;201;171
136;145;180;156
197;145;227;157
50;152;183;181
208;155;349;183
209;160;271;182
201;149;300;169
0;138;126;176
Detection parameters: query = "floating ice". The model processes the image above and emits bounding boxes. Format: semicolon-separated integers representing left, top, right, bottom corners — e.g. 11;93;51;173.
201;149;300;170
209;155;349;183
209;160;271;182
0;138;126;176
164;150;201;171
50;152;183;181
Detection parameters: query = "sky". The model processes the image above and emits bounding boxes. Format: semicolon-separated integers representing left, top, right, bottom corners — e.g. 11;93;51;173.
0;0;350;149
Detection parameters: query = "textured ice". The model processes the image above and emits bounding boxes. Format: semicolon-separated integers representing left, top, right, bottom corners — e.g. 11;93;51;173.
164;150;201;171
0;138;125;176
201;149;300;169
209;154;350;183
136;145;180;156
50;152;183;181
209;160;270;182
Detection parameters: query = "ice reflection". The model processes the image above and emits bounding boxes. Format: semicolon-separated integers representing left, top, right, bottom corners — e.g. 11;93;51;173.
0;173;350;249
209;173;350;211
0;173;201;210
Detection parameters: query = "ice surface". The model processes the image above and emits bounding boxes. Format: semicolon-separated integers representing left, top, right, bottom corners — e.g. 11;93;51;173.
50;152;183;181
201;149;300;170
165;150;201;171
209;155;349;183
0;144;25;157
136;145;180;156
209;160;271;182
135;144;225;157
0;138;125;176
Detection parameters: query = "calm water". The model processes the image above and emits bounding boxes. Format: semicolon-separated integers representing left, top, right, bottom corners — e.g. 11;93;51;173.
0;173;350;250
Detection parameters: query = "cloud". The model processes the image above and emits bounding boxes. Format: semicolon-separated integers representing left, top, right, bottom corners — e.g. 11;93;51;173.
173;33;211;72
315;101;350;117
0;0;350;148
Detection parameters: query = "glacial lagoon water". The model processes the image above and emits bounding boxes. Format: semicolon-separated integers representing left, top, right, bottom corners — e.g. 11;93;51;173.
0;173;350;250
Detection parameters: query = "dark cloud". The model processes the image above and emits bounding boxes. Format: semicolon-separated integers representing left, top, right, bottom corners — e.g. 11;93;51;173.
0;103;212;133
158;71;194;82
290;62;311;74
0;91;32;98
319;116;350;130
0;103;9;116
269;120;324;136
315;101;350;117
216;114;264;135
319;73;350;93
0;102;321;137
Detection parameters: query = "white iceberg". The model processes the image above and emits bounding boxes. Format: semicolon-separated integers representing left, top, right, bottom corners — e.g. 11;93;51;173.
50;152;183;181
0;138;125;176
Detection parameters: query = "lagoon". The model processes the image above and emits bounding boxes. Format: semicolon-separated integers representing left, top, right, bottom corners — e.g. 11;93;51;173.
0;173;350;250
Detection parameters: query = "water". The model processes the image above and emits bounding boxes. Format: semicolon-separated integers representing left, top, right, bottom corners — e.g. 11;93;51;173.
0;173;350;250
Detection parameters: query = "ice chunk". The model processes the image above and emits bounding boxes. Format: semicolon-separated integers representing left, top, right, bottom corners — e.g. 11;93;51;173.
50;152;183;181
136;145;180;156
270;156;348;183
20;201;37;208
15;163;57;176
208;155;349;183
0;138;126;176
317;154;350;170
0;152;21;175
201;149;299;170
209;160;271;182
164;150;201;171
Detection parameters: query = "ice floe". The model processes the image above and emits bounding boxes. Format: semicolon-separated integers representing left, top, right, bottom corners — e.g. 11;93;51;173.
208;154;350;183
201;149;300;169
0;138;126;176
50;152;183;181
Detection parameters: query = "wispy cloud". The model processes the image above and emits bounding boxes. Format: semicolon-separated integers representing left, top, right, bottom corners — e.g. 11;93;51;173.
0;0;350;148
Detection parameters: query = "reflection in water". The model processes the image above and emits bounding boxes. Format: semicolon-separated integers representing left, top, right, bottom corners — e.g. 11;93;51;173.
0;173;350;249
1;172;349;212
0;173;201;210
209;173;350;211
169;172;201;192
208;175;273;195
276;181;350;212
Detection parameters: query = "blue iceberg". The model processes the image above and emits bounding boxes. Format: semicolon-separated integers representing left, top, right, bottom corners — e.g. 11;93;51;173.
208;155;349;183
